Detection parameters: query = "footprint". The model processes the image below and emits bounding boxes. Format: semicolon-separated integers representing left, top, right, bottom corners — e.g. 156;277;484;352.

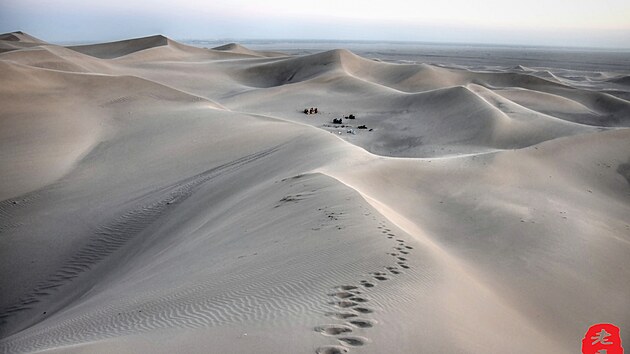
399;264;410;269
397;257;407;261
400;251;409;255
338;336;368;347
330;292;354;299
315;345;349;354
331;301;358;308
326;312;358;320
337;285;358;291
374;276;388;281
387;233;395;236
405;246;413;249
349;297;368;303
390;270;401;275
348;319;376;328
396;239;405;242
353;307;374;314
359;280;374;288
315;324;353;336
370;271;387;276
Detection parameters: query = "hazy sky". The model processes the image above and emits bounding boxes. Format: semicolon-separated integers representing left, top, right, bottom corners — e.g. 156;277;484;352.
2;0;630;48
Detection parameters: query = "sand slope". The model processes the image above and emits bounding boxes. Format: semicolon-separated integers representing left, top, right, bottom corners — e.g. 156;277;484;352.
1;32;629;354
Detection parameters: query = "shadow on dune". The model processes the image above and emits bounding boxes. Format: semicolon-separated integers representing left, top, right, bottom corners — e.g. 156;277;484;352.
617;159;630;187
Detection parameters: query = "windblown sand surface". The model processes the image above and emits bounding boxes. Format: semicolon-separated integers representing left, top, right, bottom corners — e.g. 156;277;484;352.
1;33;629;353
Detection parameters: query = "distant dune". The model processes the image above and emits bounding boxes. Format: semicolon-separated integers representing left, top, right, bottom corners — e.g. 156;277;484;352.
610;75;630;86
0;31;46;44
0;31;48;53
68;34;170;59
1;32;629;354
212;42;287;58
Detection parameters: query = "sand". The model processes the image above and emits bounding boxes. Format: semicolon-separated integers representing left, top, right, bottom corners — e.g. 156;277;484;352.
0;32;629;353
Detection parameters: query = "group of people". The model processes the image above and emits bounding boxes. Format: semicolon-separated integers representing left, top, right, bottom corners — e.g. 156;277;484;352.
301;109;372;131
332;117;372;131
332;113;356;124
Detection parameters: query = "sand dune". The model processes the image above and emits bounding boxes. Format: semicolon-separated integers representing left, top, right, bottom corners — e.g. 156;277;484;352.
0;32;48;53
0;45;115;73
609;75;630;85
0;31;45;44
212;49;630;133
0;61;106;200
68;35;171;59
213;43;287;58
68;34;245;61
1;32;629;353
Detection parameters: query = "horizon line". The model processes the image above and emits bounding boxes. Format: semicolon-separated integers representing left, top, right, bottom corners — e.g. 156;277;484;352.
46;34;630;52
5;29;629;51
179;37;630;51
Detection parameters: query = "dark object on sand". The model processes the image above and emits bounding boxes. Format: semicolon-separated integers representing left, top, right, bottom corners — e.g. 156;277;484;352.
348;114;355;119
314;108;318;114
332;118;343;124
368;128;373;131
357;125;368;129
303;108;309;114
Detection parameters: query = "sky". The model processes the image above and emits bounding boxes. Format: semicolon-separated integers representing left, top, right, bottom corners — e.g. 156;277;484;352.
1;0;630;48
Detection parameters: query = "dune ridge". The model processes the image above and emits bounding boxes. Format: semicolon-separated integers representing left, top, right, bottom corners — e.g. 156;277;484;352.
1;32;629;354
